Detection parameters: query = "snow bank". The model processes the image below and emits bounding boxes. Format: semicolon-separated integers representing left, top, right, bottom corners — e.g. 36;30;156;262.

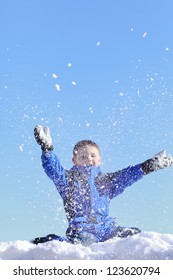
0;232;173;260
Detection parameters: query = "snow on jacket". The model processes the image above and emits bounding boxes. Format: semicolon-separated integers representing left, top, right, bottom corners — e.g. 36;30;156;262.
41;151;144;242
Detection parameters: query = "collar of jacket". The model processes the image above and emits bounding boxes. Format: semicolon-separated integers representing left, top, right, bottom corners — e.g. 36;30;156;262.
69;165;102;181
70;165;101;177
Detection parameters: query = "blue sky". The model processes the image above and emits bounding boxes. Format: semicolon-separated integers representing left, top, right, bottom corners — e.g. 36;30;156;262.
0;0;173;241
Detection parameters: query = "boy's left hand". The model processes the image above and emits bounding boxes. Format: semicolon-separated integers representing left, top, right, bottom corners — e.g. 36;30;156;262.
141;150;173;174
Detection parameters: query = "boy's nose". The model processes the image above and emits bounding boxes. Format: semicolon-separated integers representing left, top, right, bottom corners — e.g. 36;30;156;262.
88;155;92;160
88;155;93;164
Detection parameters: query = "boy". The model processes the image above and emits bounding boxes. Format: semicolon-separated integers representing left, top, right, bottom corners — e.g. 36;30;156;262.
32;125;173;245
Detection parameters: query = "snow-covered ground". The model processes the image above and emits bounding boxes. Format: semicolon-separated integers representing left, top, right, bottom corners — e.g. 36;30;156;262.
0;231;173;260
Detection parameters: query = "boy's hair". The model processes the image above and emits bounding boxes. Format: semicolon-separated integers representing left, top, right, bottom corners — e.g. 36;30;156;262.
73;140;100;156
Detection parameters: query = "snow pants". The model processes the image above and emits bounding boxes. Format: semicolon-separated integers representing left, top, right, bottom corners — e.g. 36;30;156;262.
32;223;141;245
65;222;141;245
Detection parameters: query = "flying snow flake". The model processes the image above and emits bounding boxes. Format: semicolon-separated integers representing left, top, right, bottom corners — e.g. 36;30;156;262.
72;81;77;86
52;73;58;79
67;63;72;67
55;84;61;91
96;41;101;47
89;107;93;114
130;28;134;32
85;121;90;127
142;32;147;38
19;144;24;152
119;92;124;97
165;47;170;51
58;117;63;122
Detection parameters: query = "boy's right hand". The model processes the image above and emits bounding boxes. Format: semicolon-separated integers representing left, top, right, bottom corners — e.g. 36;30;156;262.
34;125;53;152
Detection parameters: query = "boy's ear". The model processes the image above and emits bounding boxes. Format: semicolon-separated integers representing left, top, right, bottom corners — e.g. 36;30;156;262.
99;156;102;165
72;156;76;164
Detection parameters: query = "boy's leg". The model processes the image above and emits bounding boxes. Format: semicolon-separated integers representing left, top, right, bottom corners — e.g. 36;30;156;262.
113;226;141;238
31;234;68;245
66;225;97;246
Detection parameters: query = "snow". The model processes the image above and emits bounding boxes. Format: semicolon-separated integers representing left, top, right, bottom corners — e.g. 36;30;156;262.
142;32;147;38
52;73;58;79
55;84;61;91
72;81;77;86
1;231;173;260
19;144;24;152
96;41;101;47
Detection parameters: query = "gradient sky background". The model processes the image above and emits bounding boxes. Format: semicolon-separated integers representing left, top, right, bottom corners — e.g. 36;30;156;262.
1;0;173;242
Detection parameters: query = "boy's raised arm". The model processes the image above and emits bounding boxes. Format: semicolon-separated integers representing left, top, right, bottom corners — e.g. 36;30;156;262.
98;150;173;199
34;125;67;198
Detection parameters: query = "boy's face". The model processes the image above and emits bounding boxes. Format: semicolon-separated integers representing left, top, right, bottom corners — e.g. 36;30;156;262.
72;145;101;166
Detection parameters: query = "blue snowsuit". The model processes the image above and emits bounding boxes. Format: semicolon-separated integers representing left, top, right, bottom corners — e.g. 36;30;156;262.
41;151;144;245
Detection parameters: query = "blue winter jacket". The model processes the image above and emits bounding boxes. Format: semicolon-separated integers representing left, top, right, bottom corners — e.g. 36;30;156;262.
41;151;144;243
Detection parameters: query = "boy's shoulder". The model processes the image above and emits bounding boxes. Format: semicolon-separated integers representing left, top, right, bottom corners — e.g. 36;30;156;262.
95;170;121;183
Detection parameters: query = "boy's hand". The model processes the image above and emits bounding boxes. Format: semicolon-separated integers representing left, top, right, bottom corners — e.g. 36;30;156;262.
34;125;53;152
142;150;173;174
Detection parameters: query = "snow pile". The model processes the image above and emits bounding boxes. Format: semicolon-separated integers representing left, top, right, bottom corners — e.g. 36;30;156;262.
0;231;173;260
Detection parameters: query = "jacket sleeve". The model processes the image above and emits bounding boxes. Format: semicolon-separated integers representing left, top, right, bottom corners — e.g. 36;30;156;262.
41;151;67;200
96;164;144;199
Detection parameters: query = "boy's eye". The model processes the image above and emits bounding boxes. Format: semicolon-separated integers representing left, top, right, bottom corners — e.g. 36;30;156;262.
79;154;87;159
